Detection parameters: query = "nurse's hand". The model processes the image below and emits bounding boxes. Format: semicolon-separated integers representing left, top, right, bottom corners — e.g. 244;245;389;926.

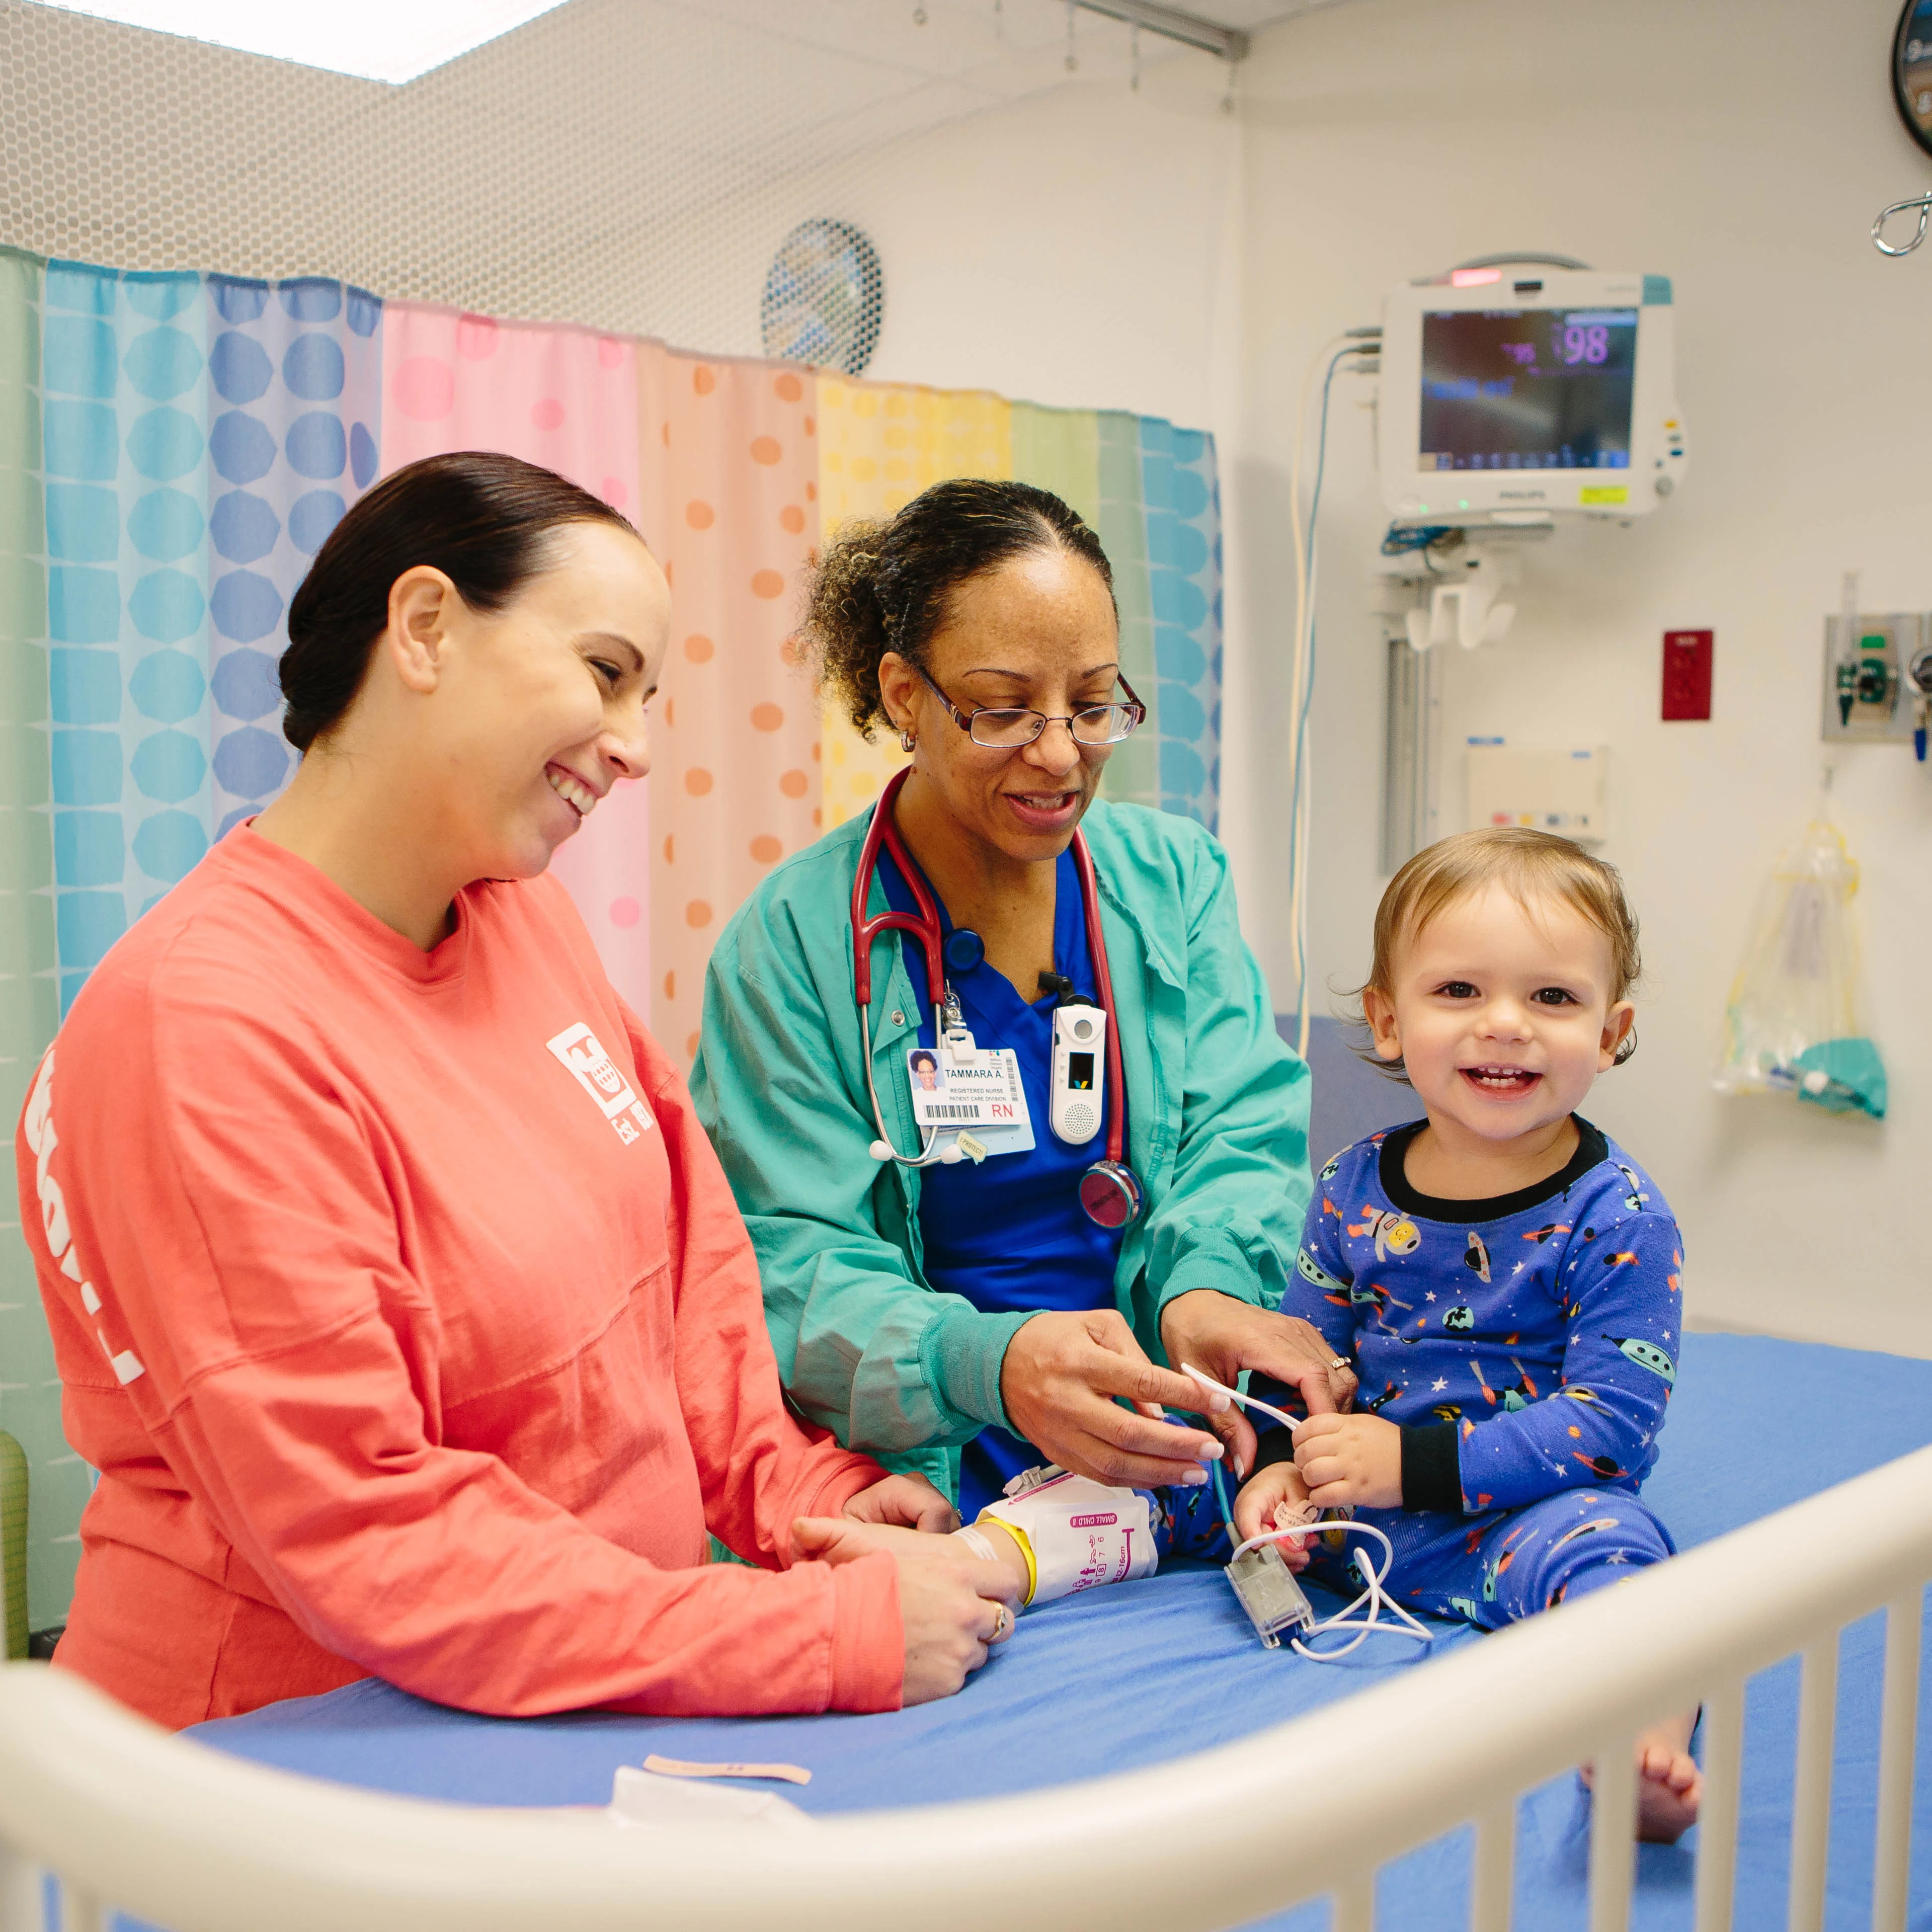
999;1309;1229;1490
1158;1291;1357;1479
791;1517;1020;1705
843;1472;958;1534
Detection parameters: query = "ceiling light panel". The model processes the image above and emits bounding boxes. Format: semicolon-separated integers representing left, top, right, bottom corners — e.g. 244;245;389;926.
28;0;572;84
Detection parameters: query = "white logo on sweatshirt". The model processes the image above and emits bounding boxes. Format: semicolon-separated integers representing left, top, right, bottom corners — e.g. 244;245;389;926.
22;1051;143;1385
545;1023;654;1146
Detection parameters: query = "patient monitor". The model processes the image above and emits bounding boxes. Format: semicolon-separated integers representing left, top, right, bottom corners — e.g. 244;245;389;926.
1378;266;1687;532
1373;263;1688;656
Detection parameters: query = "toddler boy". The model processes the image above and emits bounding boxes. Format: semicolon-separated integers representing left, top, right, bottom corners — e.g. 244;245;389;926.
1235;827;1700;1840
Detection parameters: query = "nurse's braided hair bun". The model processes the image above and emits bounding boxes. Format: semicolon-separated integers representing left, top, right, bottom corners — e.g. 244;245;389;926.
804;477;1115;741
282;452;639;754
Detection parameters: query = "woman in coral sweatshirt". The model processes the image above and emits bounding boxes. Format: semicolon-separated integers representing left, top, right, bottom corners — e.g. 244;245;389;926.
16;452;1016;1731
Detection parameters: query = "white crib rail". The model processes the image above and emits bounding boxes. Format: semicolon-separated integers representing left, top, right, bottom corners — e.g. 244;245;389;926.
3;1444;1930;1932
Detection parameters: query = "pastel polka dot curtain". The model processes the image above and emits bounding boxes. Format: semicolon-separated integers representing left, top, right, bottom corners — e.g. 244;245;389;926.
0;247;1224;1058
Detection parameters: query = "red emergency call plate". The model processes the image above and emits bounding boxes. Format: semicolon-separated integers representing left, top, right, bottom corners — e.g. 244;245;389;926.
1662;630;1713;721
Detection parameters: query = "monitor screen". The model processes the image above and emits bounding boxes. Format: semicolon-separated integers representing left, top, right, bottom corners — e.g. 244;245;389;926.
1419;308;1638;473
1067;1051;1095;1091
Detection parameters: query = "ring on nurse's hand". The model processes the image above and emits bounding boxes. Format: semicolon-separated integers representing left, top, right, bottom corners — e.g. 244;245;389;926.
992;1603;1011;1641
1327;1356;1349;1371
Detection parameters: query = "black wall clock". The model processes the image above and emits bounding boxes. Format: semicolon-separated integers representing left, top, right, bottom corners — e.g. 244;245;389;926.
1895;1;1932;154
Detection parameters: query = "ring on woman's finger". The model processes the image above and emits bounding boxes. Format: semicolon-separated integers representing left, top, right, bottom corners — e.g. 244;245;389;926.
1328;1356;1349;1371
991;1602;1012;1642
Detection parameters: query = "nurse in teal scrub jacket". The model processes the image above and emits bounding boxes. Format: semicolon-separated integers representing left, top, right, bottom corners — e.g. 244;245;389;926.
692;479;1352;1523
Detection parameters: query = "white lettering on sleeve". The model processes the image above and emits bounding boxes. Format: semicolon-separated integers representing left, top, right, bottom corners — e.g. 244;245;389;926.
28;1049;144;1386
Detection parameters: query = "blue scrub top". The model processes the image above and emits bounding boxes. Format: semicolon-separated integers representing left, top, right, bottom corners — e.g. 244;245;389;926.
877;842;1125;1522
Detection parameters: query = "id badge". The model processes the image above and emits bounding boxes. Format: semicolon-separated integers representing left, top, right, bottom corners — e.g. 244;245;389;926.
905;1044;1034;1152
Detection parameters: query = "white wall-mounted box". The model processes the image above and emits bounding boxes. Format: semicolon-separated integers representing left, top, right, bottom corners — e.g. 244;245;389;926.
1465;743;1608;846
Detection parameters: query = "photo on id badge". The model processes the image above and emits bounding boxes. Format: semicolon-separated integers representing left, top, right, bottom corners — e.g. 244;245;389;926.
907;1047;945;1095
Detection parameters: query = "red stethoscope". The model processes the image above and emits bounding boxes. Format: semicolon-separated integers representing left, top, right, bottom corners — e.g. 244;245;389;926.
852;767;1144;1231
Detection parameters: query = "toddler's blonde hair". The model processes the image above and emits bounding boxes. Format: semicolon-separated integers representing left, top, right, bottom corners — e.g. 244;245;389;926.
1361;827;1642;1077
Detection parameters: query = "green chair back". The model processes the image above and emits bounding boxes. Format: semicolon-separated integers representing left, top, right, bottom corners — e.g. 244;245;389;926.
0;1429;27;1661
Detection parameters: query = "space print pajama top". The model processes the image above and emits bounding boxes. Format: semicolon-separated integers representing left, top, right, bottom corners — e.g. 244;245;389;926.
15;825;902;1729
1252;1119;1684;1622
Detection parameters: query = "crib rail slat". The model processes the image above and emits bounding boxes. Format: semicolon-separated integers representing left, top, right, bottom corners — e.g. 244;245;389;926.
1787;1633;1837;1932
62;1884;107;1932
1872;1587;1922;1932
1331;1875;1374;1932
1469;1802;1513;1932
0;1843;38;1932
1587;1737;1637;1932
1691;1682;1744;1931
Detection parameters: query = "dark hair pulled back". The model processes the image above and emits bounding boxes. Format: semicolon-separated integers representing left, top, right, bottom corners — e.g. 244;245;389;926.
280;451;640;753
804;477;1115;741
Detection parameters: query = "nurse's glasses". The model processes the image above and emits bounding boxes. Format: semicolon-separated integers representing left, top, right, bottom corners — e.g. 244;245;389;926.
914;661;1147;748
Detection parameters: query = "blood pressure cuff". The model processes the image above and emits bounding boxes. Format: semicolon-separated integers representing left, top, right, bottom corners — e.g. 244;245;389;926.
978;1468;1159;1607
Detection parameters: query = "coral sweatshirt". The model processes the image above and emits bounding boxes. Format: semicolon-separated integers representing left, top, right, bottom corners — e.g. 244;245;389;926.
16;824;902;1730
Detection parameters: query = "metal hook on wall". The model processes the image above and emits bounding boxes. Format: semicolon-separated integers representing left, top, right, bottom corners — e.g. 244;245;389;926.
1872;191;1932;255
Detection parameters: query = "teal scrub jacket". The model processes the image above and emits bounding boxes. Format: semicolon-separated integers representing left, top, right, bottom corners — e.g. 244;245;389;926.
690;797;1313;1500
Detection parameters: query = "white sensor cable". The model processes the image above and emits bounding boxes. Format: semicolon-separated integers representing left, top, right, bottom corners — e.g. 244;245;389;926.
1183;1363;1433;1662
1181;1361;1302;1434
1231;1520;1433;1662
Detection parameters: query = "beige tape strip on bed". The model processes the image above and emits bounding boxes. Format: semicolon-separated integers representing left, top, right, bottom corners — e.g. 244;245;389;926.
641;1753;812;1786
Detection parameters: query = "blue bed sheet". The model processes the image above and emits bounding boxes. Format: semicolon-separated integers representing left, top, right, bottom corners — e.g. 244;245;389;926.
175;1333;1932;1930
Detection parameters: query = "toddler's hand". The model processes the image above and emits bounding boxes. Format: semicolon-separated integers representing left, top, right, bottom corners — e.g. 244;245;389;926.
1294;1412;1403;1510
1231;1461;1316;1570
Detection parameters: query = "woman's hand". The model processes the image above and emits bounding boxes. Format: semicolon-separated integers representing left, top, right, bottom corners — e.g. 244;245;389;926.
842;1473;957;1534
999;1308;1228;1490
791;1516;1020;1706
1293;1412;1402;1510
1158;1290;1357;1477
1229;1461;1317;1570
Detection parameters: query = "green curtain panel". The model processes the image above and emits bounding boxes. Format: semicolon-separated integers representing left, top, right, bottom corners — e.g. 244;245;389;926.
0;247;75;1636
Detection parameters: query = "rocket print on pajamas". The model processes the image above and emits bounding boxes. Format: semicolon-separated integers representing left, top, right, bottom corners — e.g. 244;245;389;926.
1265;1117;1683;1518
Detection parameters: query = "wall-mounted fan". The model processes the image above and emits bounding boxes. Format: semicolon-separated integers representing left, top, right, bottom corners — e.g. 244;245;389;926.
760;219;884;375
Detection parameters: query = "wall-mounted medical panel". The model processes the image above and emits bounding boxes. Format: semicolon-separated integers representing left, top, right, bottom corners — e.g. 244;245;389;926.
1820;611;1921;743
1465;742;1607;845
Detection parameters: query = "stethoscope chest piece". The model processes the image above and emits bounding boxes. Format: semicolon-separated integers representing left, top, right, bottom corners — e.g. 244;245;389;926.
1078;1159;1144;1231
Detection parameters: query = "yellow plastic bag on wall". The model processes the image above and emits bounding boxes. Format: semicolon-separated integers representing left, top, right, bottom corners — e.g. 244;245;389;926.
1714;819;1886;1119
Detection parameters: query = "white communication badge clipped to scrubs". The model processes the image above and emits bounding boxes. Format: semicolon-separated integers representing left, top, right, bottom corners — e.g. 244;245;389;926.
1049;1002;1106;1147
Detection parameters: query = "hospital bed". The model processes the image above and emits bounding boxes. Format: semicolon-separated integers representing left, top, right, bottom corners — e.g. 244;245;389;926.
0;1330;1928;1932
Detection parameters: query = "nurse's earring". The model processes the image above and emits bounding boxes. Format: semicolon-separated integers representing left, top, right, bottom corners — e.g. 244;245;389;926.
897;721;916;753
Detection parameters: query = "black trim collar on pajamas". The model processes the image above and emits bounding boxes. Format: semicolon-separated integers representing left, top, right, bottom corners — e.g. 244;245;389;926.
1376;1115;1609;1225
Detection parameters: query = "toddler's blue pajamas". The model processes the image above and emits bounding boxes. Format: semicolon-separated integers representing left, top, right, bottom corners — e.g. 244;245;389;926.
1251;1117;1682;1628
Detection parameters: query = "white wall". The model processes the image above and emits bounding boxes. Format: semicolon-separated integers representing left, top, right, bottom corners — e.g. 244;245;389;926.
1234;0;1932;1354
846;0;1932;1357
826;60;1243;428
